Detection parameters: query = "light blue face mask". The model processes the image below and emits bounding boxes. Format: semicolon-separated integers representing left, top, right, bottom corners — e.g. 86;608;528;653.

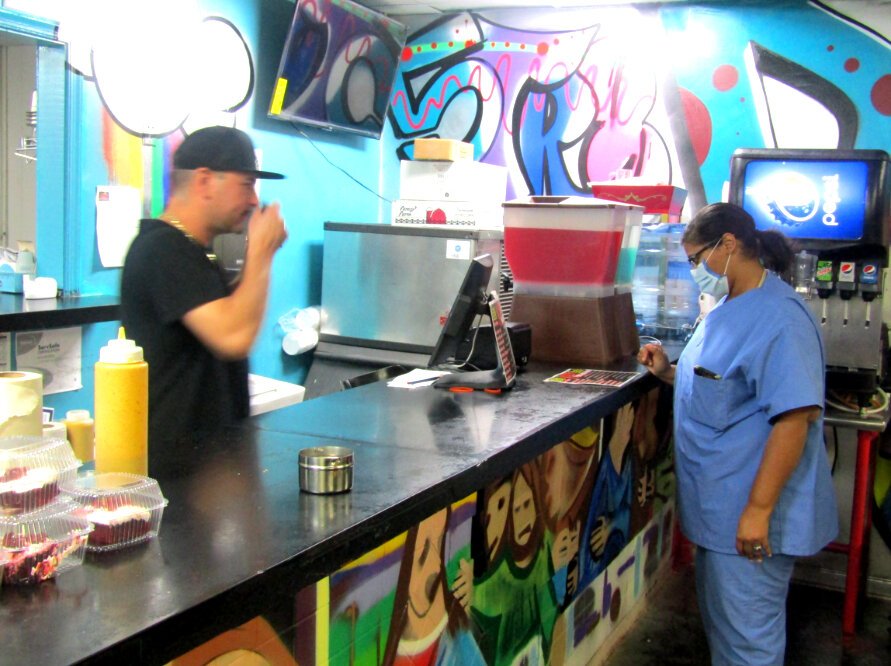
690;239;731;300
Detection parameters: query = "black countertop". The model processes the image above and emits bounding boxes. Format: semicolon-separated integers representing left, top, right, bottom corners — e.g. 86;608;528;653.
1;359;659;665
0;293;119;331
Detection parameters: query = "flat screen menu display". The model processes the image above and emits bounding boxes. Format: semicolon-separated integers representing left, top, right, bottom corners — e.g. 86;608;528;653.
269;0;406;138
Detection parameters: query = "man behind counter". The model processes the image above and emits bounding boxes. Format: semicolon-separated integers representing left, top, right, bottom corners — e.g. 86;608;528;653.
121;126;288;450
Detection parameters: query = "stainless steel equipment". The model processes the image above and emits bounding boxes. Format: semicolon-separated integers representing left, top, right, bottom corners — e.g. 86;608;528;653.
801;257;886;399
305;222;511;397
811;295;882;371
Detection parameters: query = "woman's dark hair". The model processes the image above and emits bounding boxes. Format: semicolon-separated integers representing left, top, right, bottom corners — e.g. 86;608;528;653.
682;202;795;274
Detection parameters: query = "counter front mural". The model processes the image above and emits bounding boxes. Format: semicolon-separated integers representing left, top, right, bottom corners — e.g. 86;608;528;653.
282;387;674;666
166;388;673;665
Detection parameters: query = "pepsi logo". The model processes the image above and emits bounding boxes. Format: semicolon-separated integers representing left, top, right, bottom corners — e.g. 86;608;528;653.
759;172;820;227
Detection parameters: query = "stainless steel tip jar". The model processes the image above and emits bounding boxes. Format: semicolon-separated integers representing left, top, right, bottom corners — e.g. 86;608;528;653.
298;446;354;494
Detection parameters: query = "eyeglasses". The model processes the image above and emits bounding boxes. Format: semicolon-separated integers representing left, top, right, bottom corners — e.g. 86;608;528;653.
687;239;721;267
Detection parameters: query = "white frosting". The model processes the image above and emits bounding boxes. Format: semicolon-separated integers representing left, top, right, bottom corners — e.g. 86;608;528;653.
0;467;58;494
86;504;151;526
11;542;49;557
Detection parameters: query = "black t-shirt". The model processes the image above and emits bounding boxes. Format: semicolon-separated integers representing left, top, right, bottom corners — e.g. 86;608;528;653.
120;219;249;448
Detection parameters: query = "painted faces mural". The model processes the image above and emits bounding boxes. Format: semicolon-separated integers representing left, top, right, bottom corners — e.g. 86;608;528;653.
383;507;485;665
290;387;674;666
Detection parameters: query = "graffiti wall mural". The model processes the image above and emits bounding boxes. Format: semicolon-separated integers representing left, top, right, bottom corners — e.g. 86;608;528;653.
283;386;674;666
388;9;681;201
387;2;891;209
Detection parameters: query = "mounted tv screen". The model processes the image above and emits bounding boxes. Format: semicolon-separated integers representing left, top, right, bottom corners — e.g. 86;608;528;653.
268;0;407;139
728;148;890;247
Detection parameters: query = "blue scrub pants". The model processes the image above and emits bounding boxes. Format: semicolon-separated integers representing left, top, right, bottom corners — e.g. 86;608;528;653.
695;546;796;666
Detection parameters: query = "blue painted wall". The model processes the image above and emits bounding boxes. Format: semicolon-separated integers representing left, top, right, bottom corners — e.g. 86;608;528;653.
29;0;400;415
9;0;886;419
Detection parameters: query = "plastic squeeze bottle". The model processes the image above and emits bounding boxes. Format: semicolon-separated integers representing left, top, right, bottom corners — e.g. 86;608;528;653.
94;327;148;475
63;409;95;464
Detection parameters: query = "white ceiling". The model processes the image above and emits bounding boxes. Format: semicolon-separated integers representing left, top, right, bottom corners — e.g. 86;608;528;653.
362;0;676;16
363;0;891;16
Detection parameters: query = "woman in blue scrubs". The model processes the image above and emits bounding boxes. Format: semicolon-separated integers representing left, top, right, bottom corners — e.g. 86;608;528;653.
638;203;838;665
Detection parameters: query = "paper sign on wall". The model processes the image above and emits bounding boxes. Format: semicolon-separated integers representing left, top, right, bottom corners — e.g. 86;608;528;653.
15;327;82;395
0;333;10;372
96;185;142;268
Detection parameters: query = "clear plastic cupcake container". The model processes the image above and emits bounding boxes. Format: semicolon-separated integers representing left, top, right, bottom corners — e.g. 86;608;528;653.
0;436;80;515
0;502;92;585
67;473;168;552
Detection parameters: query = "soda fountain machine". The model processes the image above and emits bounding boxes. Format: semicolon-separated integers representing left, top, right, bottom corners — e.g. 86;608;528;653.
729;148;891;405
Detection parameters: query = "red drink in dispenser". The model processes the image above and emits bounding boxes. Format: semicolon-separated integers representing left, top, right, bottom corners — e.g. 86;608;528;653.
504;227;624;286
502;196;634;297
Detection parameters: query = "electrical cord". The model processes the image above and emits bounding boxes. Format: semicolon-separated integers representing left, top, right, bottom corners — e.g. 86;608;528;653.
826;386;889;415
821;386;887;476
430;314;486;373
457;314;485;370
828;426;839;475
294;126;394;203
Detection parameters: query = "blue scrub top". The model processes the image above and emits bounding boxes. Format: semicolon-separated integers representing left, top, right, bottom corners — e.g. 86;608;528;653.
674;272;838;555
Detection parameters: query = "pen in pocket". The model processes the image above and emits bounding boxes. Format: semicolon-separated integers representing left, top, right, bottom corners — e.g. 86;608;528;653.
693;365;722;380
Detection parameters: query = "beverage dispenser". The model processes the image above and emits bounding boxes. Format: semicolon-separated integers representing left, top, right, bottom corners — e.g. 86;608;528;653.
729;148;891;403
501;196;641;364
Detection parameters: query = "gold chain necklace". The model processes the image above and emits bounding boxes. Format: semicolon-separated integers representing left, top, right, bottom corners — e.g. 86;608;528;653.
164;218;218;264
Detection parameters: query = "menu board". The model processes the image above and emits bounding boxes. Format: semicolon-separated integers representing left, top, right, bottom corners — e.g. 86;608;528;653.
487;291;517;386
544;368;640;387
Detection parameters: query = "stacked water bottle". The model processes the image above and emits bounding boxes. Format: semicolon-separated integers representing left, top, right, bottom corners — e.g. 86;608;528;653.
632;218;700;341
588;183;699;341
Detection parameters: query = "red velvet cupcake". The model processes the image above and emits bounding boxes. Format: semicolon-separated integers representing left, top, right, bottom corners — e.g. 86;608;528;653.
0;437;79;515
68;473;167;552
0;505;92;584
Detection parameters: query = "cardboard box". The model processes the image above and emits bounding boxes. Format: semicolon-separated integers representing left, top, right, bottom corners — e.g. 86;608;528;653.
510;292;638;365
413;138;474;162
400;160;507;202
588;184;687;223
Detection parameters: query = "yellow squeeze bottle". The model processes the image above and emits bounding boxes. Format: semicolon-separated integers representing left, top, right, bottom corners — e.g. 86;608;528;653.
94;327;148;475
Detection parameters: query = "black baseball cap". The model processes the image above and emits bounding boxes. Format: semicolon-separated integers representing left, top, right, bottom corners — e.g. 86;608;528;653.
173;126;284;179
